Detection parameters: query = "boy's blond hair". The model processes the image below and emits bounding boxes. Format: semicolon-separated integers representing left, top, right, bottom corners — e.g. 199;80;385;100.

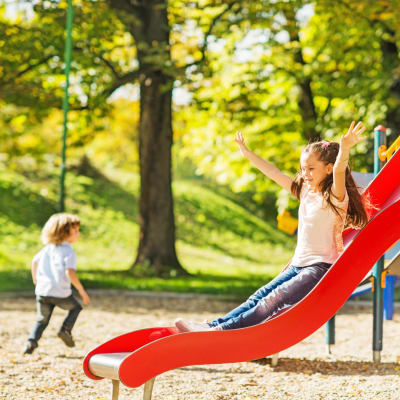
41;213;80;245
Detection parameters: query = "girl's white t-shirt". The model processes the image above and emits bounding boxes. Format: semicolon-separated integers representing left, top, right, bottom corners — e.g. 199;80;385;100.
291;185;349;267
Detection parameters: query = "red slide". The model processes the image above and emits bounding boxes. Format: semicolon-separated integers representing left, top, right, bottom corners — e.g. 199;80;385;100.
84;149;400;388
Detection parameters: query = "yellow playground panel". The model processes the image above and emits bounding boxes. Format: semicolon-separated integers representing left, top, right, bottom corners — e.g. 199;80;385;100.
379;134;400;161
277;210;298;235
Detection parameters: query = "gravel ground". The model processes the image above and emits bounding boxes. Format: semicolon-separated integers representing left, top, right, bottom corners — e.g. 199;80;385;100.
1;291;400;400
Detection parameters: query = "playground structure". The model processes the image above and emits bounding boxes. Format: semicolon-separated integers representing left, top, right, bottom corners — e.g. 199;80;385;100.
277;210;298;235
325;126;400;361
83;133;400;400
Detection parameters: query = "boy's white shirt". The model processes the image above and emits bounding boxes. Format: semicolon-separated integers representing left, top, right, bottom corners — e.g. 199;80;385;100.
291;185;349;267
33;242;76;298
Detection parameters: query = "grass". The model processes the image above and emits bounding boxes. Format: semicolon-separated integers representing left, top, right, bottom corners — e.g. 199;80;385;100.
2;159;398;302
0;159;296;299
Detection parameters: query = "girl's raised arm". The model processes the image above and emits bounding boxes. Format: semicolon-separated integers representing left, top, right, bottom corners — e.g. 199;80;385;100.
235;132;293;193
333;121;366;201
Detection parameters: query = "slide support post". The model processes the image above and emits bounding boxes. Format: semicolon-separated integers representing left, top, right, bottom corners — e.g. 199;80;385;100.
143;377;156;400
372;125;387;363
325;315;335;354
111;379;119;400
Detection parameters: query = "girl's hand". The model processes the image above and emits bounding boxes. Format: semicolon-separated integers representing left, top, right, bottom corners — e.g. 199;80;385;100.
340;121;367;150
234;131;248;156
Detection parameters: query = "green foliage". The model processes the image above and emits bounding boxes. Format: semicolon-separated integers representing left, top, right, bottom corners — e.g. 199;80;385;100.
173;0;400;204
0;1;131;109
2;0;398;180
0;160;294;296
1;0;400;286
0;0;136;154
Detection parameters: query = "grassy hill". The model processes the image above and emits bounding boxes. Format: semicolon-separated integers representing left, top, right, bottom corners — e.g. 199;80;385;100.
0;159;295;298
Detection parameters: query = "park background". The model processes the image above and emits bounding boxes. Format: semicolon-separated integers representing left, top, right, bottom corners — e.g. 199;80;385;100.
2;2;400;400
1;0;400;300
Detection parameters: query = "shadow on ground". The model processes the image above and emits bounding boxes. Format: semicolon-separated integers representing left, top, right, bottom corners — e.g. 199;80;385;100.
252;357;399;376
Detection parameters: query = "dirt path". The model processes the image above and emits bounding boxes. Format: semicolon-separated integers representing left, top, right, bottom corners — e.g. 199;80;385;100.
1;292;400;400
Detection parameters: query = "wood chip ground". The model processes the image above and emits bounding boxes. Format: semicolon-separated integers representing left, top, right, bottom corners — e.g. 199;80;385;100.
1;292;400;399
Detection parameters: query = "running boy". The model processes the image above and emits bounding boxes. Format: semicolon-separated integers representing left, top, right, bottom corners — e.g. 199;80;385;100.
23;213;90;354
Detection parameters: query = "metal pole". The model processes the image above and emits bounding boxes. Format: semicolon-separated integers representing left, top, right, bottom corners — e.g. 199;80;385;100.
111;380;119;400
143;377;155;400
325;315;335;354
59;0;74;212
372;125;386;362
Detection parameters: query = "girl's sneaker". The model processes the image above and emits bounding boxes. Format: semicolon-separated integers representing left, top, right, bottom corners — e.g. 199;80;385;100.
174;318;213;332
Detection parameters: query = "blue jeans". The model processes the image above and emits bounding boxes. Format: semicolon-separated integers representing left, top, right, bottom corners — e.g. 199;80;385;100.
28;295;82;343
209;262;331;330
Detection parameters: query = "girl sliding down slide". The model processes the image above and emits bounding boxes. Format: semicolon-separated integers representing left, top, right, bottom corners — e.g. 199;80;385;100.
176;121;369;332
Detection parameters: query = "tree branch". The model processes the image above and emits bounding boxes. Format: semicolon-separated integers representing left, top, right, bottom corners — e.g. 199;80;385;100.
72;45;123;78
60;68;140;111
0;54;57;88
14;55;55;79
102;70;141;97
321;95;332;121
182;1;236;70
95;53;121;78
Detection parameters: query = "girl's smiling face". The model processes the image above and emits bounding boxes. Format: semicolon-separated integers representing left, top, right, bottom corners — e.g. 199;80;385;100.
300;152;333;191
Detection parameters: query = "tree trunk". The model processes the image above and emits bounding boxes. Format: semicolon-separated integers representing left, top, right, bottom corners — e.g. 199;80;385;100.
283;6;319;142
380;35;400;135
132;71;184;275
132;4;186;276
298;78;319;142
108;0;185;276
